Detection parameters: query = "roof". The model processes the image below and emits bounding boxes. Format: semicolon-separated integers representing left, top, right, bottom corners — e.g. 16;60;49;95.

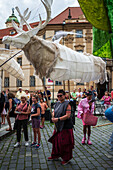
0;7;84;39
49;7;83;24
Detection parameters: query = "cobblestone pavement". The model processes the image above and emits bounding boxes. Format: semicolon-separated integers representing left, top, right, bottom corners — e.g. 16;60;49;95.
0;117;113;170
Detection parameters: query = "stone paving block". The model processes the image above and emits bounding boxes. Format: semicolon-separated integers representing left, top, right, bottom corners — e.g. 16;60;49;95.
101;164;111;168
48;164;57;169
86;163;96;169
82;159;91;164
17;164;25;169
2;161;9;165
25;161;32;167
32;163;40;169
71;164;80;169
1;165;9;170
77;162;87;168
9;164;17;168
47;160;56;165
25;167;33;170
39;158;47;164
40;163;48;169
96;167;106;170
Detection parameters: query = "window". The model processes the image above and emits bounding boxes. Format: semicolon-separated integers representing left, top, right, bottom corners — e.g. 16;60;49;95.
76;83;84;85
77;50;83;53
4;77;9;87
76;30;83;38
30;76;35;87
10;30;16;35
17;79;22;87
17;57;22;66
55;81;62;86
43;33;45;40
5;44;10;49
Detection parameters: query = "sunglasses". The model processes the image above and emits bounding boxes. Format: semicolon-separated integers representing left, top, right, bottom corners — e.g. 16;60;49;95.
57;94;63;98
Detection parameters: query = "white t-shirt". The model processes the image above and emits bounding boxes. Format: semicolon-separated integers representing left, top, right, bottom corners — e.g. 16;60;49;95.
76;92;83;101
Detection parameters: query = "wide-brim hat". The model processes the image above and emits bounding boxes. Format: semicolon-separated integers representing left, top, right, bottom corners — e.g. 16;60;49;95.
86;90;93;96
20;94;28;100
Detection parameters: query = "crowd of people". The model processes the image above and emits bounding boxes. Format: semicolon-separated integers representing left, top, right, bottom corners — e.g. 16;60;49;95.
0;85;113;165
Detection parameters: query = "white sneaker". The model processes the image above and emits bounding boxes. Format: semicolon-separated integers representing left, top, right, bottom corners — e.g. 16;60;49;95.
25;141;29;147
14;142;20;148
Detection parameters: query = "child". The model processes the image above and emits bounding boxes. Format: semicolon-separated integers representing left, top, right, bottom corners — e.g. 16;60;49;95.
39;98;48;129
30;95;41;149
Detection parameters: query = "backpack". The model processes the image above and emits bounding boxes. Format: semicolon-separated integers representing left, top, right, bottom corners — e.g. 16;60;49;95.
12;98;17;111
14;98;21;105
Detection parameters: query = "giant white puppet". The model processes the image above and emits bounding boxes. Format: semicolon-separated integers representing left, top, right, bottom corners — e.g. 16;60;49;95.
2;0;107;84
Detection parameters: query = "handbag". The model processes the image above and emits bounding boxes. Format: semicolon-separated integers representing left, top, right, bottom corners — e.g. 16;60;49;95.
83;112;98;126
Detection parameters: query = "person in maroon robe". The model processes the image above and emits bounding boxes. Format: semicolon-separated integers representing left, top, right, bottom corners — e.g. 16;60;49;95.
48;89;74;165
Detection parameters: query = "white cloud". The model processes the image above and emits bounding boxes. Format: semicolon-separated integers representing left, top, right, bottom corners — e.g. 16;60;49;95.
0;0;79;29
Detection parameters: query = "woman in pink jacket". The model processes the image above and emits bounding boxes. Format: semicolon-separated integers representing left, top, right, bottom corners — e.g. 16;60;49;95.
77;90;94;145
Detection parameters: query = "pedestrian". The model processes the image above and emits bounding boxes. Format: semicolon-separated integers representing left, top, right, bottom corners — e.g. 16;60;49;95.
101;91;111;111
0;92;5;125
4;89;9;113
76;88;83;104
71;89;77;111
39;98;48;129
48;89;74;165
6;93;16;131
38;90;43;98
38;92;43;103
82;88;87;98
25;89;30;102
30;95;41;149
14;95;30;147
90;85;97;100
43;87;51;106
77;90;94;145
15;87;26;101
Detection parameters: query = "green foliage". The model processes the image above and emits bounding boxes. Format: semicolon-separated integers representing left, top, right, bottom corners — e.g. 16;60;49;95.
93;40;112;58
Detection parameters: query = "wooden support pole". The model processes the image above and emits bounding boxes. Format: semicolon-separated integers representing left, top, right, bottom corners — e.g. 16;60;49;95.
68;80;70;101
93;123;113;128
63;80;65;91
41;77;52;116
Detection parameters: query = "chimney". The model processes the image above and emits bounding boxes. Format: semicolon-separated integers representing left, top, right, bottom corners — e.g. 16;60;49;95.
68;8;72;19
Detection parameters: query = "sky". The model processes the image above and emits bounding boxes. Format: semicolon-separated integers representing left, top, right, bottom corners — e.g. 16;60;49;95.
0;0;79;29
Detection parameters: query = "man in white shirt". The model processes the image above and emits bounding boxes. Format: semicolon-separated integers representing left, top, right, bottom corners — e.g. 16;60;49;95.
16;87;26;100
76;88;83;104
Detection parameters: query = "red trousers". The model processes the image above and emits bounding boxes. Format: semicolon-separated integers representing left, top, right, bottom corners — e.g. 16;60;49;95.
50;129;74;161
